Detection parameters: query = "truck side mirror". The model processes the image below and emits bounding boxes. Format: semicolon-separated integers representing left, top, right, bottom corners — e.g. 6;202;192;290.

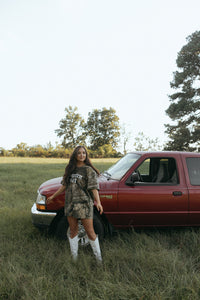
126;172;140;186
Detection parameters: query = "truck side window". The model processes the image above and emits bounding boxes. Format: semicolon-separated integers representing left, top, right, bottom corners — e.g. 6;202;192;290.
137;157;178;184
186;157;200;185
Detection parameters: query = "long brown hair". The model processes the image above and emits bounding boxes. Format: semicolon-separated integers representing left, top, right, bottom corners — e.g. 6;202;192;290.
63;145;100;185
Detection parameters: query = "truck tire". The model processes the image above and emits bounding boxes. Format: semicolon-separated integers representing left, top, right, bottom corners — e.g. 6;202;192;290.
55;215;69;240
93;213;105;241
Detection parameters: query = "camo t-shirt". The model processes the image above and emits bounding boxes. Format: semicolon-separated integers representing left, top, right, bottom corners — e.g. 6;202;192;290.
62;165;99;219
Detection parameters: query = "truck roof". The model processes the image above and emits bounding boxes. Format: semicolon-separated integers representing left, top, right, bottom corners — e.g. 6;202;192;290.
128;151;200;156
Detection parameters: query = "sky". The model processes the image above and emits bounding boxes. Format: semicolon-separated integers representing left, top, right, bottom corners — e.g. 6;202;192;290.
0;0;200;152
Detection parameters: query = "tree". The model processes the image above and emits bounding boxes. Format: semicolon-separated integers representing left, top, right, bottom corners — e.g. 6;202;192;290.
85;107;120;150
165;31;200;151
12;142;29;157
120;123;132;154
133;132;162;151
55;106;85;148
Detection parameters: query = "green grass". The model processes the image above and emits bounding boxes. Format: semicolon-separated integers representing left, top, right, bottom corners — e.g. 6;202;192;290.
1;157;200;299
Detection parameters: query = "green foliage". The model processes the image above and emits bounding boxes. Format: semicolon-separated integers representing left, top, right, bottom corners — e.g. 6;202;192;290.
88;144;121;158
85;107;120;150
1;159;200;299
12;142;29;157
164;123;193;151
55;106;86;149
0;144;121;158
0;143;73;159
0;145;122;158
165;31;200;151
55;106;120;152
0;147;13;157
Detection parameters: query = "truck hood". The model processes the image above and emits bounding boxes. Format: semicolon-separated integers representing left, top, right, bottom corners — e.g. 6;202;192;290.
39;177;63;194
39;174;118;194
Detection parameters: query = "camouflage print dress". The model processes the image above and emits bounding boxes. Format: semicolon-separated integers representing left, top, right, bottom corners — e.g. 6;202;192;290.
62;166;99;219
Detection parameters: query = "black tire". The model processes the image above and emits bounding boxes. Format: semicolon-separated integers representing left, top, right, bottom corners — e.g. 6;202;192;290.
93;213;105;240
55;215;69;240
48;208;64;236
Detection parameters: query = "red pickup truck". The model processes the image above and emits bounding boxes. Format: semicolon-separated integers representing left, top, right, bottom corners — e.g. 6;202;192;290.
31;151;200;244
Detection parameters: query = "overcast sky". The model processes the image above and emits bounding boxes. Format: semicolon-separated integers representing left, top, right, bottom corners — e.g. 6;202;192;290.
1;0;200;151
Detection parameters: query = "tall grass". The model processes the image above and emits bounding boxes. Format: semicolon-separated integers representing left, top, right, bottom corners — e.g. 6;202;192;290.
1;157;200;299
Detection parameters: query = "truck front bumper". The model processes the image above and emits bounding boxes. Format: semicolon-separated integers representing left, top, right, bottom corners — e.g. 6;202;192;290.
31;203;57;228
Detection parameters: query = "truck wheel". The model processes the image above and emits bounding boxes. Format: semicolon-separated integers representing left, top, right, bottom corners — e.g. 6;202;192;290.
55;215;69;240
93;213;105;241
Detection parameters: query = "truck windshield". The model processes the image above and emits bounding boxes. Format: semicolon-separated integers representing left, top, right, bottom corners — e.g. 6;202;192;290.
104;153;141;180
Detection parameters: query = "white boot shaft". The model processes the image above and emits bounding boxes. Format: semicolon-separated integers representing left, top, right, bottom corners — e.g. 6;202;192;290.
89;236;102;262
68;235;79;261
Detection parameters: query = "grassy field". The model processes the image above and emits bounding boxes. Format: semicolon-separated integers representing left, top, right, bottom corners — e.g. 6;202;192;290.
1;157;200;299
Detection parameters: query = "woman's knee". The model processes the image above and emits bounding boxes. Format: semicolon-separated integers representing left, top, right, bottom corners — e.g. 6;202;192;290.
81;219;96;240
85;229;96;240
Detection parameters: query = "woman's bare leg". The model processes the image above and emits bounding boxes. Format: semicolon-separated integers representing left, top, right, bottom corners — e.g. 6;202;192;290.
67;216;79;238
81;218;102;261
81;218;96;240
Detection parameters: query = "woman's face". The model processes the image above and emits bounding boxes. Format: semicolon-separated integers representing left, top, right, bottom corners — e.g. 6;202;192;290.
76;147;86;163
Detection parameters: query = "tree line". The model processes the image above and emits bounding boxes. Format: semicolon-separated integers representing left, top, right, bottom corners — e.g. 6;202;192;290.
0;142;121;158
0;132;162;159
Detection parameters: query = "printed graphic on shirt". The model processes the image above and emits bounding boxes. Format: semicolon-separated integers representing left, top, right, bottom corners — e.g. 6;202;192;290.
70;174;83;183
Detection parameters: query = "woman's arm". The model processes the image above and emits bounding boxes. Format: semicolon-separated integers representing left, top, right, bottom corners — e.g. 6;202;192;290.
91;189;103;214
46;185;66;204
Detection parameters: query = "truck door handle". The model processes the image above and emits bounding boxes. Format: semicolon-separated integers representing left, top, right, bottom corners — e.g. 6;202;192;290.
173;191;182;196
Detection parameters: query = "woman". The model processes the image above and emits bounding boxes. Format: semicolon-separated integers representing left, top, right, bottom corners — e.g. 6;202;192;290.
47;145;103;262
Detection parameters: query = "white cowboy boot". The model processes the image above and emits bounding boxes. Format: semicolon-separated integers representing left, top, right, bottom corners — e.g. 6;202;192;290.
89;236;102;263
68;235;79;261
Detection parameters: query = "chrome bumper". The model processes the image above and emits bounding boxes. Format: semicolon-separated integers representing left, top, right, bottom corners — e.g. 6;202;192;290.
31;203;57;228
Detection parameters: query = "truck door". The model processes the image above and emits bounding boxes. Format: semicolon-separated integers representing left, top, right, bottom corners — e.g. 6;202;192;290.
183;155;200;225
117;155;189;227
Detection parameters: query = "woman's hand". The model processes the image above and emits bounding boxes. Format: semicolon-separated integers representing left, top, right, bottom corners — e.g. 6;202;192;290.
91;189;103;214
46;185;65;205
46;195;54;204
96;202;103;215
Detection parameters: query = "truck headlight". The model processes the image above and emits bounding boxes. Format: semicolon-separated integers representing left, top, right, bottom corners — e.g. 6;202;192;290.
36;192;46;211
